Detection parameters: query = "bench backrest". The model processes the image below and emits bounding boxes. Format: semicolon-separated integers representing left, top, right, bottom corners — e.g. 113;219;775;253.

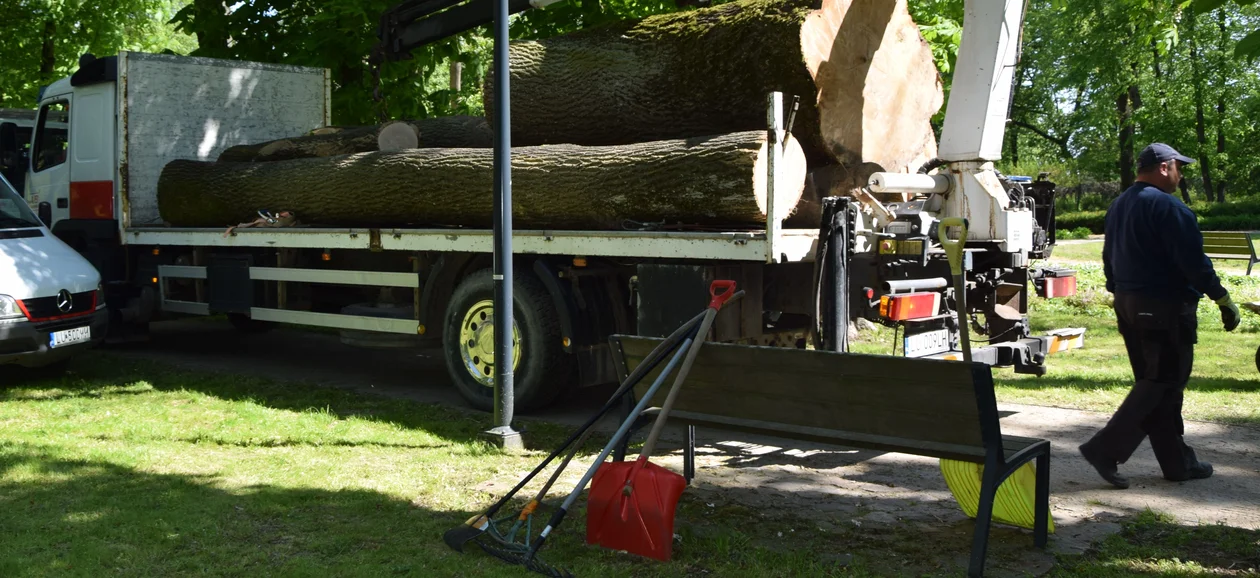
1202;231;1255;257
611;335;1003;462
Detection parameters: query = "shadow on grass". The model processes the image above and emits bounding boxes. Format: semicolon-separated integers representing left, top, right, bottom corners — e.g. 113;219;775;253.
996;374;1260;395
2;352;573;452
0;441;487;577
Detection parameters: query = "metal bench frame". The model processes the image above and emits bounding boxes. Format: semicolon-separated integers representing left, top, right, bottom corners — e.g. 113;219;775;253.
610;335;1051;578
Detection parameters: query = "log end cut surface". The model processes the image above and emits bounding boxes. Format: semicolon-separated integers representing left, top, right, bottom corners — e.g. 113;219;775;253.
802;0;942;174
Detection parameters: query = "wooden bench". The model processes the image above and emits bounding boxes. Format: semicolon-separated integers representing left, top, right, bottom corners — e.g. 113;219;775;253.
1202;231;1260;275
609;335;1051;578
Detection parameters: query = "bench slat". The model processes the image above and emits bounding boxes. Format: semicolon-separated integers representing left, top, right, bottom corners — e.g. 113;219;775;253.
616;336;989;451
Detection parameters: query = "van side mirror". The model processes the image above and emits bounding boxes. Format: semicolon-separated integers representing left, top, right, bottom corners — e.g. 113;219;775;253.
38;202;52;228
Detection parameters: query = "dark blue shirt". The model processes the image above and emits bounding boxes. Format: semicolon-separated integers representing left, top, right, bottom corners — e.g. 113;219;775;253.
1103;182;1226;303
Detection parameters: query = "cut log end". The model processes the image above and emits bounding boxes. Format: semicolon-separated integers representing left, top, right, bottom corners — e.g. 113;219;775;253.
378;121;420;151
801;0;942;172
752;136;810;222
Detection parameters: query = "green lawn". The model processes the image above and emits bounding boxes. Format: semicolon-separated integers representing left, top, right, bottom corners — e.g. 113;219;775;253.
4;356;1257;577
3;238;1259;576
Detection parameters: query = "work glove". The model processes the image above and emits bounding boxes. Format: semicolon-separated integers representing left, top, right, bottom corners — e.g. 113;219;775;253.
1216;294;1241;332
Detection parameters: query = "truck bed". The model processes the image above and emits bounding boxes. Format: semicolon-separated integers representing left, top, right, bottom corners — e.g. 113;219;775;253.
126;226;819;262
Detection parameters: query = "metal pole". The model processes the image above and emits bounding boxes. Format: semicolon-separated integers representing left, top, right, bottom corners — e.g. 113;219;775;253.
487;0;521;450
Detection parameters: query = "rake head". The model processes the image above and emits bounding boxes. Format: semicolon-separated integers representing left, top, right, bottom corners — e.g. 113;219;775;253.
474;539;574;578
443;514;490;552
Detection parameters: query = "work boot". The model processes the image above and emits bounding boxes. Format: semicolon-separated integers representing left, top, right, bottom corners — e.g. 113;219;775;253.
1165;461;1213;482
1079;443;1129;489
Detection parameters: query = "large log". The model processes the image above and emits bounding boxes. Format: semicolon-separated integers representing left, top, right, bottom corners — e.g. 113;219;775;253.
483;0;941;174
158;131;808;231
216;116;494;162
802;0;942;186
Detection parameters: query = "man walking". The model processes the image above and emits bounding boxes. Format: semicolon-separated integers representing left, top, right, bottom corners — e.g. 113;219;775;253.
1079;142;1240;489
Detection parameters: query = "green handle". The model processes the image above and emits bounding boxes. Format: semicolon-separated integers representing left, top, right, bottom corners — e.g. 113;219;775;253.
938;217;969;275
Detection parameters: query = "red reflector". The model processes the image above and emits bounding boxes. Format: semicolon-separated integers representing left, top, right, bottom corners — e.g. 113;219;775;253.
882;292;940;321
1041;276;1076;298
70;181;115;220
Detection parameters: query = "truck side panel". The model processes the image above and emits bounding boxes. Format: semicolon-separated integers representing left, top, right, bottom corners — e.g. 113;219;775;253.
119;52;329;228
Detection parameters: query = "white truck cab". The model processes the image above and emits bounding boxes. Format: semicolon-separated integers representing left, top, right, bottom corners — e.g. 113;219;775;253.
0;171;108;368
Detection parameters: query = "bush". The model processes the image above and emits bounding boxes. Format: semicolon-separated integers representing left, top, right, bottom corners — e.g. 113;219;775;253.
1056;210;1106;234
1058;226;1094;240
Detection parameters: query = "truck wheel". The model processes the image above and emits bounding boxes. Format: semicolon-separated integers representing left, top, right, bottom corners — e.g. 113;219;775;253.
443;269;573;412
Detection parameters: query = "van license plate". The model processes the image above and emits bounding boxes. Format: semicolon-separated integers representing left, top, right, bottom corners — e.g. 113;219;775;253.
50;326;91;348
903;329;950;357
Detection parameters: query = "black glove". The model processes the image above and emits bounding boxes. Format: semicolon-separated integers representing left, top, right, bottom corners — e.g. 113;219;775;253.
1216;295;1241;332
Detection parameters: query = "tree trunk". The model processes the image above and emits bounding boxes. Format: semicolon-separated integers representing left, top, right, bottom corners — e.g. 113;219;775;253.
484;0;941;179
1117;90;1135;190
1215;10;1227;203
159;131;808;231
39;19;55;84
216;116;494;162
1189;17;1215;201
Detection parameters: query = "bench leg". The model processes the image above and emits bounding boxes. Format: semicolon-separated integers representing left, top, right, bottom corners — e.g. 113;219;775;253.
1034;452;1050;548
1249;259;1255;276
968;464;1000;578
684;425;696;484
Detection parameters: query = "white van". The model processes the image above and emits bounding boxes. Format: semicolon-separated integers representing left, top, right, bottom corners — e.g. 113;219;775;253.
0;171;107;368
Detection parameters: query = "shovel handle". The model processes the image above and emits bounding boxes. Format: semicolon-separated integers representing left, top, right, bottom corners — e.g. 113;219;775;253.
937;217;968;276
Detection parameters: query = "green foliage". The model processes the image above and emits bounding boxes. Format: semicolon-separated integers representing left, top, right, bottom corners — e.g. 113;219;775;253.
0;0;196;108
1058;226;1094;239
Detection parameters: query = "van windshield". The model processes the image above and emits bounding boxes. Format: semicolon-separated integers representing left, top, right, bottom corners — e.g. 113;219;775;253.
0;173;42;229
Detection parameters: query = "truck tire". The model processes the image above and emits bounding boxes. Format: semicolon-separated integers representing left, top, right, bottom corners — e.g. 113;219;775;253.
443;268;574;412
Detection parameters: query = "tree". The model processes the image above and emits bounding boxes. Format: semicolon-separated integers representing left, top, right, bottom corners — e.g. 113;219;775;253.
0;1;195;108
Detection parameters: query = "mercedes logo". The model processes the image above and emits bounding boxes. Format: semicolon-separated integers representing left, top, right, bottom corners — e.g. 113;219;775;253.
56;289;73;313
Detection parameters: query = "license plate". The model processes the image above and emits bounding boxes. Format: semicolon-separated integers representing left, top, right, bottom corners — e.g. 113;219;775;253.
903;328;950;357
49;326;91;348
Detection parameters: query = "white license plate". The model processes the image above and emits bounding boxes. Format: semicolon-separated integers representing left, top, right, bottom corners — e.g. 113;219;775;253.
903;328;950;358
49;326;92;348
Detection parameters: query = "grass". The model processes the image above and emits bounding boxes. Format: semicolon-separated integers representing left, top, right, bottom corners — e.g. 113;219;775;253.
1050;510;1260;577
3;349;1258;575
851;240;1260;427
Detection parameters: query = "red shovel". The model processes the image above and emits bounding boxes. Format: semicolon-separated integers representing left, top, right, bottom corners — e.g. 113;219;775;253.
586;280;737;561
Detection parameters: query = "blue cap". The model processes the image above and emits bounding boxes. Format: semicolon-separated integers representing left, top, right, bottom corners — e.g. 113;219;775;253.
1138;143;1195;170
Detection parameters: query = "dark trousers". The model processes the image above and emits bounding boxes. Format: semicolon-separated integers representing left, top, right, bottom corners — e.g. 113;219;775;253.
1082;292;1200;479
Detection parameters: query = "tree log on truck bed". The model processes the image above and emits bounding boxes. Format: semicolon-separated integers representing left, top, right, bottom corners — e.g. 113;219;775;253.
483;0;941;178
216;116;494;162
158;130;808;231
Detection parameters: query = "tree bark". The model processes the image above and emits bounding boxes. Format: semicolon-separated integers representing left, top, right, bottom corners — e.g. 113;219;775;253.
159;131;808;231
216;116;494;162
484;0;941;177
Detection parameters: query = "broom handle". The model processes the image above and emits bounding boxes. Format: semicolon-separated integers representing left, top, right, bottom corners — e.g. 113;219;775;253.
638;284;741;461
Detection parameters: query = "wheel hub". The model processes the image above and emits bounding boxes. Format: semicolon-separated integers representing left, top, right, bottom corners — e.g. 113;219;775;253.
459;299;522;388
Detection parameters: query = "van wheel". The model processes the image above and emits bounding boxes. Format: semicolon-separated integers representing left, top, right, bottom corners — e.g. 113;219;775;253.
443;269;573;412
227;313;275;334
